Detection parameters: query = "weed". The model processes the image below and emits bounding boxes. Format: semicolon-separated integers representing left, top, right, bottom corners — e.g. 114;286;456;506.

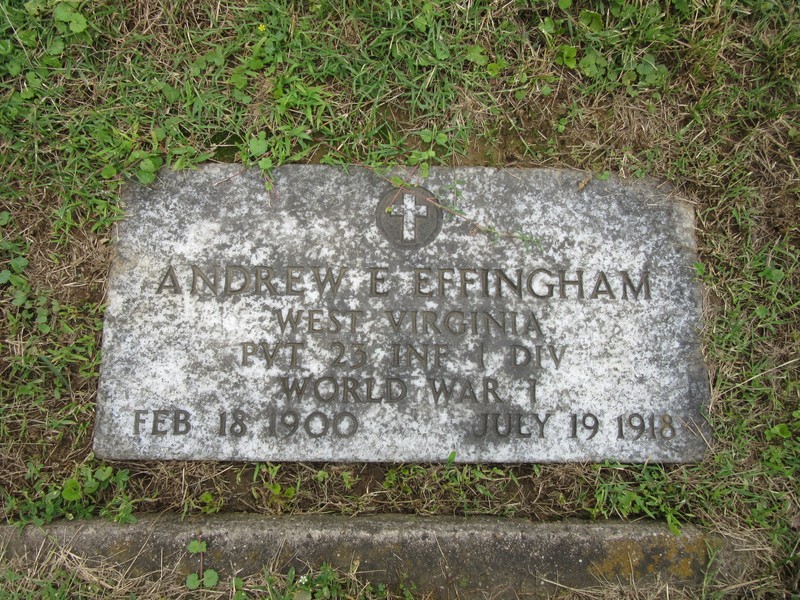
248;462;298;510
185;539;219;590
5;459;135;526
184;491;224;516
263;564;354;600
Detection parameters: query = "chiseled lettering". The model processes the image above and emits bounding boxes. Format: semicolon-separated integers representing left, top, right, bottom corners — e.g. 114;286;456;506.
421;311;441;334
408;344;428;368
154;263;651;301
242;341;303;368
279;377;406;404
133;409;191;435
343;377;362;403
480;268;490;296
191;265;219;296
435;344;449;367
385;310;407;333
484;312;505;335
471;412;549;438
133;410;148;434
254;266;278;294
275;308;304;333
548;345;565;369
459;380;478;403
428;377;502;406
386;378;407;403
493;413;512;437
472;413;488;437
438;268;455;296
459;268;479;296
483;378;502;403
414;268;434;296
531;412;553;438
242;342;257;366
327;311;343;334
496;268;523;298
589;271;616;299
428;378;455;405
261;341;281;366
621;270;651;300
511;344;531;367
339;310;362;333
509;344;567;369
558;269;584;299
530;344;566;369
311;266;348;297
156;266;182;294
365;378;384;402
173;410;191;434
445;311;465;335
314;377;339;402
281;377;310;401
285;341;304;367
286;266;304;295
368;266;390;296
392;343;449;368
308;309;324;333
515;413;532;438
151;409;170;435
274;308;362;335
224;265;251;295
526;269;555;298
386;310;544;338
523;312;544;336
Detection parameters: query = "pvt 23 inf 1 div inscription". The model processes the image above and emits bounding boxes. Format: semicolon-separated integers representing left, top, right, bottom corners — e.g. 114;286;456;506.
94;165;710;462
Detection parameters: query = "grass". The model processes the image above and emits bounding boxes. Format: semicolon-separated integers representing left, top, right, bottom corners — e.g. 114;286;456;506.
1;0;798;596
0;547;744;600
2;549;402;599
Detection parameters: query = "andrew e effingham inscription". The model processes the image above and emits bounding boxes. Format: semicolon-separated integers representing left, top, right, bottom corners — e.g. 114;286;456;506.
94;165;710;462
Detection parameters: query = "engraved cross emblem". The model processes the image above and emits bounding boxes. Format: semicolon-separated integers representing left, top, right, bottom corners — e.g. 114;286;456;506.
393;193;429;241
376;185;442;249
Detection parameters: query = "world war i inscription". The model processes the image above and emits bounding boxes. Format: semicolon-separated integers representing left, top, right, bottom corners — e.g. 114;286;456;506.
94;164;710;462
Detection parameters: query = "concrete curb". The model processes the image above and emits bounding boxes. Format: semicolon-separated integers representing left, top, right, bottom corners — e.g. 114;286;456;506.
1;515;747;597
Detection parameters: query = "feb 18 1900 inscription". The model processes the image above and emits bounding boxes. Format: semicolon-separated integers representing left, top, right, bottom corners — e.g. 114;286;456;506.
94;164;710;462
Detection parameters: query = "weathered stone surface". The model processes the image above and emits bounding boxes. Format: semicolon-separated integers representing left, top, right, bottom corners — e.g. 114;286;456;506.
94;164;710;462
0;515;747;597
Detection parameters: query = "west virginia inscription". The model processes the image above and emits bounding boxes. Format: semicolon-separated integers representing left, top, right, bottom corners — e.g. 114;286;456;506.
94;165;710;462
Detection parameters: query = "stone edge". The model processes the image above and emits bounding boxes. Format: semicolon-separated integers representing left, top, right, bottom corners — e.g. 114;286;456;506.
1;515;750;597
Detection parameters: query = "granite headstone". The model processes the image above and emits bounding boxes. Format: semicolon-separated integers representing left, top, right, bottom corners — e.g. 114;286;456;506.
94;165;710;462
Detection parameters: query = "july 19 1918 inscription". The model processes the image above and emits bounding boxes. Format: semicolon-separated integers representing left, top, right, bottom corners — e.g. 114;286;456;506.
94;164;710;462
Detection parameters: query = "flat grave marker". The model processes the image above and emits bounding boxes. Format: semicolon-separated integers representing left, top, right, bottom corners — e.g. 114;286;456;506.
94;164;710;462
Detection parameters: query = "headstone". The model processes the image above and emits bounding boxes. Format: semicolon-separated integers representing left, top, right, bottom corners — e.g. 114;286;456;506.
94;165;710;462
